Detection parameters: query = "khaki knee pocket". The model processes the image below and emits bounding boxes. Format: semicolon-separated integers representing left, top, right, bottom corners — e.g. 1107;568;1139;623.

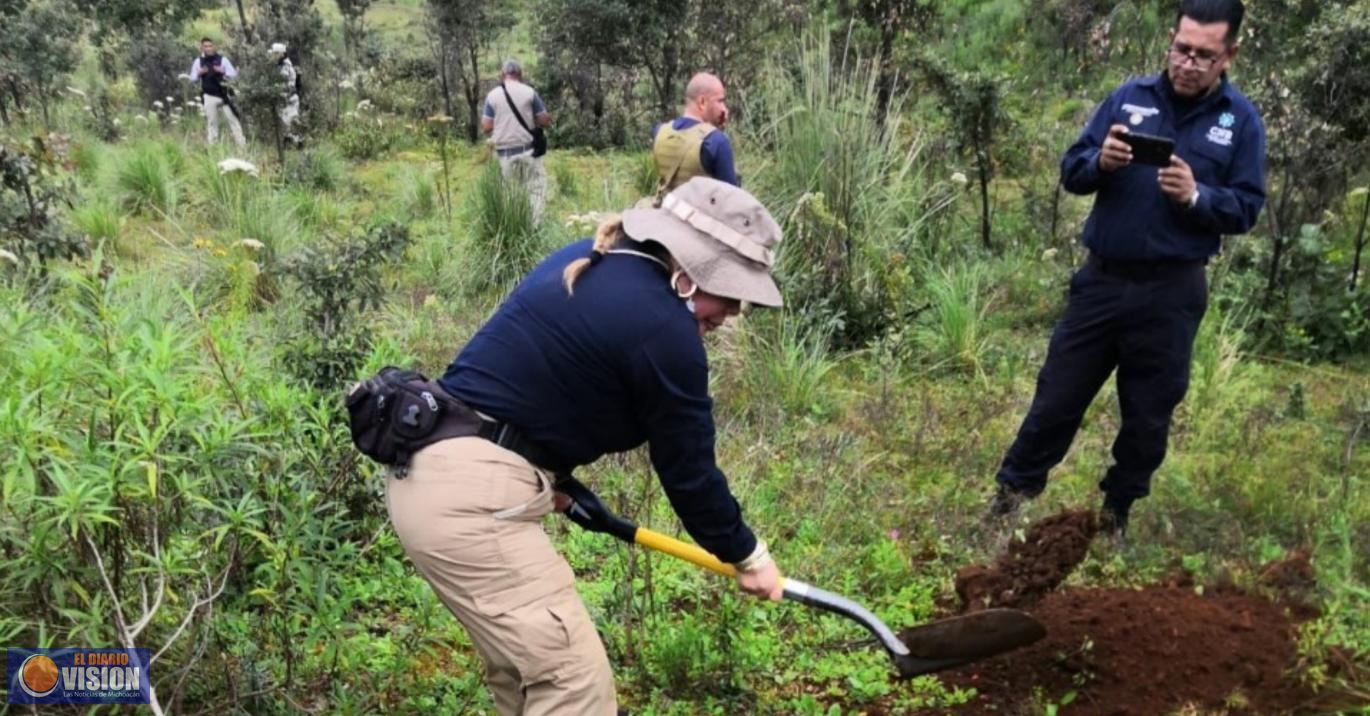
489;591;593;685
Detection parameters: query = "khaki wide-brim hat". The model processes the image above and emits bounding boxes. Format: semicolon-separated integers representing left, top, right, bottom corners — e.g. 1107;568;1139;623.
621;177;783;307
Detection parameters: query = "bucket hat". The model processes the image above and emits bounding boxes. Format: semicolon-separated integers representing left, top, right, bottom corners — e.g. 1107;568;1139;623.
621;177;783;307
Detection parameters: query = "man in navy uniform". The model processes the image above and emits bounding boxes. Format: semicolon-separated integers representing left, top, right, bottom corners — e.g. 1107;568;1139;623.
988;0;1265;540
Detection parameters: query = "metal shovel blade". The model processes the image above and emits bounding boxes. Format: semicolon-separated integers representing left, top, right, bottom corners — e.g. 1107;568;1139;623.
892;609;1046;678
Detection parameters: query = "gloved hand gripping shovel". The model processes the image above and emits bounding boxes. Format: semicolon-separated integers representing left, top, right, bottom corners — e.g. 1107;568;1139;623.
555;477;1046;678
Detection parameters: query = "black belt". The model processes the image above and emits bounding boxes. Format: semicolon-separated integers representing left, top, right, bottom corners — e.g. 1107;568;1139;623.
426;384;561;471
474;415;560;471
1087;254;1205;282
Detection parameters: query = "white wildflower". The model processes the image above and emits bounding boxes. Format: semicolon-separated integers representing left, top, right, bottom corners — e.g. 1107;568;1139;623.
1041;248;1059;261
166;96;175;103
153;100;164;109
951;172;969;186
239;238;266;251
112;118;121;126
339;79;355;90
355;99;372;111
217;158;260;177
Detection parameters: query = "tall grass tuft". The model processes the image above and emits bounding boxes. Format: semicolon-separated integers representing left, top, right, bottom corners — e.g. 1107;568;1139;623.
70;141;105;184
1186;305;1259;437
401;169;437;219
551;158;582;201
284;145;347;192
285;186;343;230
729;315;842;420
749;35;940;347
463;163;546;293
114;141;181;216
190;155;305;259
913;262;993;378
633;151;658;200
71;199;122;244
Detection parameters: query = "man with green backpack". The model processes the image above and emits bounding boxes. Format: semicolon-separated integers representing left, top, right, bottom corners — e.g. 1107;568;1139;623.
649;73;739;205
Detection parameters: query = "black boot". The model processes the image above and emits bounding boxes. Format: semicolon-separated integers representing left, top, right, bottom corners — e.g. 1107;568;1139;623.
1098;498;1131;547
985;484;1032;521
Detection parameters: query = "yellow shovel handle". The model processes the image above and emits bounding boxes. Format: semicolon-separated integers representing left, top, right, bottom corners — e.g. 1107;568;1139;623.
634;527;737;578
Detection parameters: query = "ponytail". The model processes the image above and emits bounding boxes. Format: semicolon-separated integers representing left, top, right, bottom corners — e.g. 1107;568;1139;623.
562;215;626;295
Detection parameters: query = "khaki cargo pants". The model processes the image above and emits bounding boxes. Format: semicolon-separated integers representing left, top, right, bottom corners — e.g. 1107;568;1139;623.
386;437;617;715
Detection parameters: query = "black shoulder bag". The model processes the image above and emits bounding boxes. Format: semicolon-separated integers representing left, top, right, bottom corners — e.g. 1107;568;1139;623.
500;82;548;158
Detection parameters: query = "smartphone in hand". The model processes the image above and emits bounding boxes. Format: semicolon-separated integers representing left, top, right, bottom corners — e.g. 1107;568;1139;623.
1119;131;1176;167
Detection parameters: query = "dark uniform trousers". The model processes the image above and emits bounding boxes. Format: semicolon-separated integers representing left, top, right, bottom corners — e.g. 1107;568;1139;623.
995;256;1208;508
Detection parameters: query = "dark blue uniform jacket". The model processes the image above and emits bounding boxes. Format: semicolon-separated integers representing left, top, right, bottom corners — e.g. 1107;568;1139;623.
1062;73;1266;261
441;240;757;563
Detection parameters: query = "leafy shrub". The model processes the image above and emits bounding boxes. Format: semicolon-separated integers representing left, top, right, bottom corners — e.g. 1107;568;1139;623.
334;102;399;160
281;221;412;389
0;135;89;267
124;31;189;117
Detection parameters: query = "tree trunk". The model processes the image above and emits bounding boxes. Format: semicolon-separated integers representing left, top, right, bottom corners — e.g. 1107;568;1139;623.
462;44;480;144
1262;167;1295;310
234;0;252;43
1351;192;1370;292
874;22;896;128
436;45;455;127
1049;179;1062;250
977;148;992;251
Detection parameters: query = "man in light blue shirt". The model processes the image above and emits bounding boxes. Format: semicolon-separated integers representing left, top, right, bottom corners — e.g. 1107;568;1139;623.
187;37;245;150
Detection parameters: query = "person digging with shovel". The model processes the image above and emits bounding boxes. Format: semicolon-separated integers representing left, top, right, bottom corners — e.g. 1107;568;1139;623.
384;178;784;715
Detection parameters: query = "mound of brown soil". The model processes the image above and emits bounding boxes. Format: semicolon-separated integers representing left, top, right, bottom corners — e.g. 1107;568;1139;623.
955;510;1098;610
941;585;1316;715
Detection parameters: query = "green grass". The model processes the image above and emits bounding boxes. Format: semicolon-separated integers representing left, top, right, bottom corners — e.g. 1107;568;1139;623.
913;262;994;378
113;140;182;216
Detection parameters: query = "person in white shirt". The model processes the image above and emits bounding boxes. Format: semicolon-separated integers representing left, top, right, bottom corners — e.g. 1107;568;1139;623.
481;60;551;223
187;37;246;150
269;42;302;148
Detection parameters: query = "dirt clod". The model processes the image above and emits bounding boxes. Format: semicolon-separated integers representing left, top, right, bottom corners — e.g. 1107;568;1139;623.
955;510;1097;610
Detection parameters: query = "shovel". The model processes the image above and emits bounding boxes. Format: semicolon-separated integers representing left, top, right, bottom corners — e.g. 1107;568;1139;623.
554;476;1045;678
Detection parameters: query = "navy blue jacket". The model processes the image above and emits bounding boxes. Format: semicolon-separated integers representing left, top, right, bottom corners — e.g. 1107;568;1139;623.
1062;73;1266;261
440;240;758;563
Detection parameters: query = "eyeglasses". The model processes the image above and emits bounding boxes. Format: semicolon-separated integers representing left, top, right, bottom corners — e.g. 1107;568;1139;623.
1168;43;1225;72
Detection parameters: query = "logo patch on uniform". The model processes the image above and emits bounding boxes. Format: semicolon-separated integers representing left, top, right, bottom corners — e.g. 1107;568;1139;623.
1121;103;1160;121
1218;112;1236;128
1206;126;1234;146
